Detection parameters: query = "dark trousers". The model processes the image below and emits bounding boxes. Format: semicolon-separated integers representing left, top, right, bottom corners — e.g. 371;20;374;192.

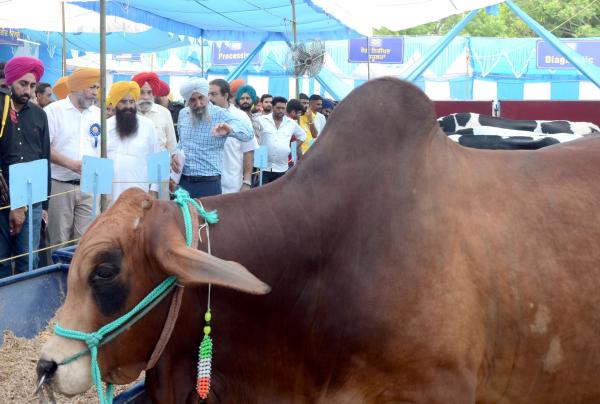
0;202;42;278
179;175;222;198
262;171;286;185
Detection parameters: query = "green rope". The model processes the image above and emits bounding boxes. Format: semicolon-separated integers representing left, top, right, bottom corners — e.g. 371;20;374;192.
173;188;219;249
55;276;177;404
53;189;218;404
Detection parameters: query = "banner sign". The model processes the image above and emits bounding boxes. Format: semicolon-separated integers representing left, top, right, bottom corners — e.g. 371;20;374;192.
536;39;600;69
112;53;142;62
348;36;404;64
211;41;260;66
0;28;22;46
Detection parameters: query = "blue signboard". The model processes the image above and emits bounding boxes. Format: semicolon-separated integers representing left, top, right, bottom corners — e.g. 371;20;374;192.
8;159;47;209
348;37;404;64
0;28;22;46
536;39;600;69
112;53;142;62
211;41;260;66
253;146;269;169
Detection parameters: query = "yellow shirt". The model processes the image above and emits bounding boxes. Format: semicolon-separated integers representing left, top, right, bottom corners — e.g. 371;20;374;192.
298;112;316;153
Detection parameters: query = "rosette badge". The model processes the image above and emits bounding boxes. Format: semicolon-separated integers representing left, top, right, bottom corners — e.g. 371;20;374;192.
89;123;101;147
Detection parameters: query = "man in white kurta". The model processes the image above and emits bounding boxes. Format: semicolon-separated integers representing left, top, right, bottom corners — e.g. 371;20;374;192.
45;67;101;245
257;96;306;184
208;79;258;193
106;81;160;204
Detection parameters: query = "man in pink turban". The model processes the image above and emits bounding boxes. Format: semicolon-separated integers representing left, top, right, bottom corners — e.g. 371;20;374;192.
0;56;50;277
131;72;160;94
154;80;170;108
3;56;44;86
132;72;176;156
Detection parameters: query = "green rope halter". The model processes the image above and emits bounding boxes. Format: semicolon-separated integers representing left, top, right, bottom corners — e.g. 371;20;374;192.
53;189;218;404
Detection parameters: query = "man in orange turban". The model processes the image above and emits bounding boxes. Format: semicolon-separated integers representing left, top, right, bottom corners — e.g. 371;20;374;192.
229;78;245;101
52;77;69;100
67;67;100;92
45;66;101;247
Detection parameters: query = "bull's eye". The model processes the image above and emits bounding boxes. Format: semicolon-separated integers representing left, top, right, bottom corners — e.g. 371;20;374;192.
91;264;118;283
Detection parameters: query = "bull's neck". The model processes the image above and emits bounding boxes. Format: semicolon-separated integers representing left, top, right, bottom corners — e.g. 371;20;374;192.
198;175;327;271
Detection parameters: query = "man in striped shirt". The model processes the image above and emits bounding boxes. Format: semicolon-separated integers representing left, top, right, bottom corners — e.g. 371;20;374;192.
171;78;253;198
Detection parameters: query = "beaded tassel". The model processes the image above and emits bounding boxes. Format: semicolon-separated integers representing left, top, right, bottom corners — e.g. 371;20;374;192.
196;310;213;400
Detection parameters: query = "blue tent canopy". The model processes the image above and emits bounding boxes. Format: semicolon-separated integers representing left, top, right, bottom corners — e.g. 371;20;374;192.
73;0;362;41
22;28;193;54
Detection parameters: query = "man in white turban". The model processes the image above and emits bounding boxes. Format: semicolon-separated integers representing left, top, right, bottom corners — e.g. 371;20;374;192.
170;77;254;198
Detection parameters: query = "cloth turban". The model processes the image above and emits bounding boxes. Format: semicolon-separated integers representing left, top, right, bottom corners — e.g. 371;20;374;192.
180;78;208;100
131;72;160;94
108;81;140;105
67;68;100;92
4;57;44;85
53;77;69;100
322;99;334;109
235;84;257;104
156;80;170;97
229;79;244;96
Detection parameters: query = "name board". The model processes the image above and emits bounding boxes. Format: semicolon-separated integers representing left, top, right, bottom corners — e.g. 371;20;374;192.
112;53;142;62
0;28;22;46
211;41;260;66
536;39;600;69
348;36;403;64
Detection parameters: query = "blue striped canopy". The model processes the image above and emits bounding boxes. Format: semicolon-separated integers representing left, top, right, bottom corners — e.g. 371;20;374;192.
72;0;362;41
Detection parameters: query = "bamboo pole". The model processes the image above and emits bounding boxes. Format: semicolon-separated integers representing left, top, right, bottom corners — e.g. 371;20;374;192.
61;1;66;75
291;0;299;97
100;0;108;212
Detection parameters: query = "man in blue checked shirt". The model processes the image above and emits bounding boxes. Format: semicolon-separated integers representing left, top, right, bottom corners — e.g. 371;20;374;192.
171;78;253;198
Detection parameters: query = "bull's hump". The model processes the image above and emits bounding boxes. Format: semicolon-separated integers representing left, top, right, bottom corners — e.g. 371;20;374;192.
329;77;438;147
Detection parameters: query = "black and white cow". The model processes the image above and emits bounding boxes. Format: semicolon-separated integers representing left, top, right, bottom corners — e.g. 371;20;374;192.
439;113;600;136
439;113;600;150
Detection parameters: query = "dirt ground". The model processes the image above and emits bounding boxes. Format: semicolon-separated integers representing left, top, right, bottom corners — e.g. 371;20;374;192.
0;318;142;403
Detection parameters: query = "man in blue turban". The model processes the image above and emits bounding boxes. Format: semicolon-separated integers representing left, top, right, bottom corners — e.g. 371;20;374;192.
235;84;257;115
322;98;334;120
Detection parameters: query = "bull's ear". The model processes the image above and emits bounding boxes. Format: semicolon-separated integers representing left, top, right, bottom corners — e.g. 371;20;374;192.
158;245;271;295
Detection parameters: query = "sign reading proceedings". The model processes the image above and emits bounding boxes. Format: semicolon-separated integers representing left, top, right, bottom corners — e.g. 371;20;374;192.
536;39;600;69
348;37;404;64
211;41;260;66
0;28;22;46
112;54;142;62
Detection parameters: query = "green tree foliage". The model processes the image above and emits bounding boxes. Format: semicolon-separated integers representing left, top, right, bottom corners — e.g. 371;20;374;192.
375;0;600;38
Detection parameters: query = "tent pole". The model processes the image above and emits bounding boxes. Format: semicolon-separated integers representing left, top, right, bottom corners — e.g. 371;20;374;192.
504;0;600;89
367;37;371;80
291;0;299;97
100;0;108;213
225;38;268;82
402;9;479;82
201;33;205;77
61;1;66;76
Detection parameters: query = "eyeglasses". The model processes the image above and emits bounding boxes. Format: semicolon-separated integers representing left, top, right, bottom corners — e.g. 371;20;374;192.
119;99;137;105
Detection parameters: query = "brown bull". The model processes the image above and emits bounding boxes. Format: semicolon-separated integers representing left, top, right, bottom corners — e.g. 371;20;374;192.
39;77;600;403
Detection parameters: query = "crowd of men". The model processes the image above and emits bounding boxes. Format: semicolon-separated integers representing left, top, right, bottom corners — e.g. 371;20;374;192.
0;56;336;277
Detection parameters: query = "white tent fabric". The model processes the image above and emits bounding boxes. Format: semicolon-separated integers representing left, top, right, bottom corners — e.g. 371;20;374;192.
0;0;149;33
312;0;505;36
